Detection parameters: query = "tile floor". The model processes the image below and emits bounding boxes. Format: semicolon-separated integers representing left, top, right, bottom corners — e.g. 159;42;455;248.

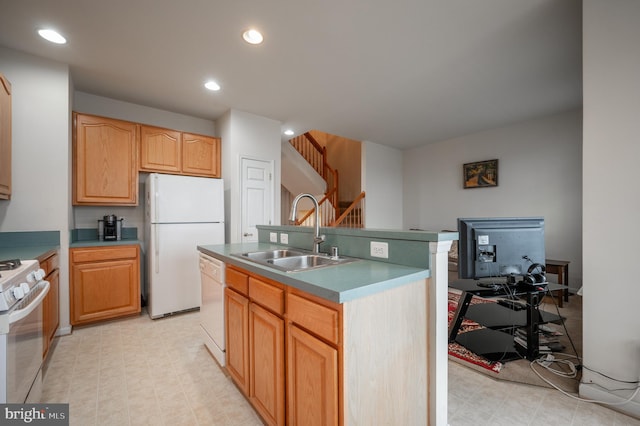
41;312;262;426
41;311;640;426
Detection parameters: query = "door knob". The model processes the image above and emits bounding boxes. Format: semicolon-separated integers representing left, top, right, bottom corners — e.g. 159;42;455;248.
243;233;253;237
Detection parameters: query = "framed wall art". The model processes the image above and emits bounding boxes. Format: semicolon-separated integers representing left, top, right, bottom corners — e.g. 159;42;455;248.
463;159;498;189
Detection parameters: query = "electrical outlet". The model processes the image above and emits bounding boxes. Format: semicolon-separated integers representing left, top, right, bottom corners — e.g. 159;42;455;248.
270;232;277;243
370;241;389;258
280;233;289;244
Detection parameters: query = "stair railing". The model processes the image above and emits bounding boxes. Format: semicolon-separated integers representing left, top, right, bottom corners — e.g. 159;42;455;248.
293;188;337;227
331;191;365;228
294;190;365;229
289;132;339;211
289;132;363;228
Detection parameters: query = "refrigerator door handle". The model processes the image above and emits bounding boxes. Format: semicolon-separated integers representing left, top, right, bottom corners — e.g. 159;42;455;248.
154;174;160;224
154;225;160;274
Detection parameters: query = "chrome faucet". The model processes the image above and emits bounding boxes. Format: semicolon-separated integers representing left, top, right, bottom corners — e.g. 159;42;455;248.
290;193;325;253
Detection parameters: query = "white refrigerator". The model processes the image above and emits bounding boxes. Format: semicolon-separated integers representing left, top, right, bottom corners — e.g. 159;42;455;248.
145;173;225;319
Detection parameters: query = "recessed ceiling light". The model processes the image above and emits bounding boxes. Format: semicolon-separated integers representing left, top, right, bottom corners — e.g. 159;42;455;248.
38;29;66;44
204;81;221;91
242;29;264;45
284;129;294;136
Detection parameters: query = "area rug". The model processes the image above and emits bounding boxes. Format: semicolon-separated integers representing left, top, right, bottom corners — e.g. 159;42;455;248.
448;291;503;374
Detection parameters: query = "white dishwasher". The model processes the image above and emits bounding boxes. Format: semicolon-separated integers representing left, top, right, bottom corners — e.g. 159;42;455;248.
199;253;225;366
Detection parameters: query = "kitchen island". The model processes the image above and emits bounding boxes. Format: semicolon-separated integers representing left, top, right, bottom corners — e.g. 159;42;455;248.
199;225;456;426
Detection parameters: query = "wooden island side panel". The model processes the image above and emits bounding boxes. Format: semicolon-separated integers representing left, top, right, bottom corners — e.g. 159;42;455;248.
342;278;428;425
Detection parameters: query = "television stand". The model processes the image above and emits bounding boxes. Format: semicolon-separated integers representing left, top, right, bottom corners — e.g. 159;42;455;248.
448;279;565;361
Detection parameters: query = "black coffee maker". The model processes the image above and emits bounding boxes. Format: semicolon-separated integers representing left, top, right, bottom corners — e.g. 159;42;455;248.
98;215;123;241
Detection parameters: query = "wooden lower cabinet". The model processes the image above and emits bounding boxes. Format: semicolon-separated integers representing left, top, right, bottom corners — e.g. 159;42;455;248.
250;303;285;426
225;266;286;426
41;251;60;359
225;265;338;426
223;264;430;425
287;324;338;426
225;287;250;395
70;245;141;326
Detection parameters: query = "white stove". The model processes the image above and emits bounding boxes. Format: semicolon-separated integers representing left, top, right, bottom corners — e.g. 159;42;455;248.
0;258;49;404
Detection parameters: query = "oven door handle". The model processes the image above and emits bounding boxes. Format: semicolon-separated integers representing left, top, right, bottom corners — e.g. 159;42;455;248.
8;281;50;326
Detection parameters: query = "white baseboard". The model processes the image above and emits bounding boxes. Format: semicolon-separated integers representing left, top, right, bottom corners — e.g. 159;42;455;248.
580;382;640;419
56;325;72;336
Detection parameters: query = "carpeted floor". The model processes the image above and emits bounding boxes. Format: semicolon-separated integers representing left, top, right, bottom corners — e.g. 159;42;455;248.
448;287;583;393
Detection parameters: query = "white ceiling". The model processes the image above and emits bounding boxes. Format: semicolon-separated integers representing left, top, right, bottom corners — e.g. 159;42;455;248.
0;0;582;150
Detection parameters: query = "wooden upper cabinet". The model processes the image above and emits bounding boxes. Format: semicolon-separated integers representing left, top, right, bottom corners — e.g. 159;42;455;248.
139;127;221;178
139;125;182;173
0;74;12;200
182;133;221;178
73;113;139;205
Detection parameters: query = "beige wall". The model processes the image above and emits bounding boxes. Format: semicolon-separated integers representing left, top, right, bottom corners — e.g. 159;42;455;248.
403;109;583;287
0;47;72;334
581;0;640;416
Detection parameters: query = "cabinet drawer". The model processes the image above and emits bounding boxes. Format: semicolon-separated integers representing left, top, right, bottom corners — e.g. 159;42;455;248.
249;277;284;315
226;266;249;295
287;292;340;345
40;253;60;276
71;245;139;263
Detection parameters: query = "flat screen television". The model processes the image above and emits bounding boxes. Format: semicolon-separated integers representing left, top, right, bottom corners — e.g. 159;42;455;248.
457;217;545;280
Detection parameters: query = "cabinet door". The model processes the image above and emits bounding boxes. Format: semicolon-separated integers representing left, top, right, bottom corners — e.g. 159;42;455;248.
139;125;182;173
70;257;140;325
250;303;285;426
287;324;339;426
0;74;11;199
43;268;59;358
181;133;220;177
225;288;250;395
73;113;138;205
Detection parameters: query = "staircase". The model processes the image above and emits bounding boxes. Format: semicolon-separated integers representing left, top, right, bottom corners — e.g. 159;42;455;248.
336;200;364;228
287;132;364;228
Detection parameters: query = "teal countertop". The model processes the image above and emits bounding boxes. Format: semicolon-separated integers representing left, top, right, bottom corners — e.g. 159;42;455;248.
0;231;60;262
198;242;431;303
69;239;143;248
69;227;143;248
0;245;59;262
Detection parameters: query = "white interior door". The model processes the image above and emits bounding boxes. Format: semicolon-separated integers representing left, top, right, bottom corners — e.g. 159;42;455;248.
241;157;273;243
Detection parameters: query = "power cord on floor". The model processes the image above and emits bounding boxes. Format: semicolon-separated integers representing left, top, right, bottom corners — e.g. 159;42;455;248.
529;290;640;406
530;353;640;406
535;353;577;378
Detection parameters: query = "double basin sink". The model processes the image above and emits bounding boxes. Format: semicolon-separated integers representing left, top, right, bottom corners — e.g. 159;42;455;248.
232;248;359;272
